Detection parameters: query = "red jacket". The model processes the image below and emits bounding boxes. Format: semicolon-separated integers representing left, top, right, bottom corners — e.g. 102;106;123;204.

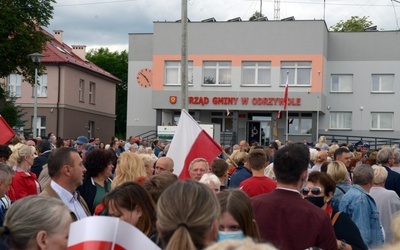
8;171;39;201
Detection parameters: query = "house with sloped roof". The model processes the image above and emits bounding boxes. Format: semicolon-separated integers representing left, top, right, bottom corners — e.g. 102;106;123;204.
2;28;121;141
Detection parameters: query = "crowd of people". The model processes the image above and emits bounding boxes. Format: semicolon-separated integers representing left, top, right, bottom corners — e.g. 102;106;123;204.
0;133;400;249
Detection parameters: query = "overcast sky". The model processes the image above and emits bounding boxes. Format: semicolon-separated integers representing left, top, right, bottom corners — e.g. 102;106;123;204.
46;0;400;52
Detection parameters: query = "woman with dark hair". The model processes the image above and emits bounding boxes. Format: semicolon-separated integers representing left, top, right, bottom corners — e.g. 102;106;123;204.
102;181;157;240
216;189;260;242
303;171;367;250
77;149;114;214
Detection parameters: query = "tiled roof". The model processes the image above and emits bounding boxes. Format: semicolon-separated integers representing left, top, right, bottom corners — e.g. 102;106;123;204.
40;28;121;82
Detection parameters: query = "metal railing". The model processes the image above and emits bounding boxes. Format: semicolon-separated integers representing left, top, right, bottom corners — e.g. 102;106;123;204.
319;134;400;150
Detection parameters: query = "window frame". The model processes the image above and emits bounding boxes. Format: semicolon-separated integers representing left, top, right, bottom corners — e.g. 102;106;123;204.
371;74;394;93
164;61;194;86
280;61;312;86
89;82;95;104
330;74;353;93
370;112;393;130
7;73;22;97
79;79;85;102
287;113;312;135
241;61;271;86
36;74;48;98
202;61;232;86
329;112;352;130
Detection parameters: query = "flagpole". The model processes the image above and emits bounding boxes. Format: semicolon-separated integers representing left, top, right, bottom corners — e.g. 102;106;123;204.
181;0;188;112
285;71;289;143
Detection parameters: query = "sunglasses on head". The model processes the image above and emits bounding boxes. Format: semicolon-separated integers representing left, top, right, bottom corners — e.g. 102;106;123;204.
301;187;322;196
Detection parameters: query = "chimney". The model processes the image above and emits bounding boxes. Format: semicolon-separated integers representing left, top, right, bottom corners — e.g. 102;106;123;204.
72;45;87;60
53;30;63;43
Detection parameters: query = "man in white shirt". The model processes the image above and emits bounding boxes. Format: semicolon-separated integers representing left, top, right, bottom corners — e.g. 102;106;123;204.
40;147;90;219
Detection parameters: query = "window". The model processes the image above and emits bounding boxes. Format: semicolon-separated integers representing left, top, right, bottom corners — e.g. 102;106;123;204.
331;74;353;92
330;112;352;129
33;116;46;137
371;112;393;130
203;61;231;85
242;61;271;85
37;74;47;97
89;82;95;104
371;74;394;92
7;74;22;97
164;61;193;85
211;111;233;132
288;113;312;134
88;121;94;138
280;62;311;86
79;79;84;102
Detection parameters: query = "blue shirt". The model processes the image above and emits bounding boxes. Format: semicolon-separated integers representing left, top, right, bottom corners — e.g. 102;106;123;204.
339;184;384;248
229;163;252;188
331;181;352;211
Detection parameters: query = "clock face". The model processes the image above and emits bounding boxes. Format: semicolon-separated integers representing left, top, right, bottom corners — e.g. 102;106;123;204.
136;68;153;87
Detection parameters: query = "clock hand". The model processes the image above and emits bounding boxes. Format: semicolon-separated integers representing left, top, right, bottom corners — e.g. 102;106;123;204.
140;72;149;83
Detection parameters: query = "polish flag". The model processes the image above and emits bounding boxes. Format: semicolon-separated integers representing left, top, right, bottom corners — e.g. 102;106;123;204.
0;116;15;144
167;109;222;180
68;216;160;250
283;73;289;110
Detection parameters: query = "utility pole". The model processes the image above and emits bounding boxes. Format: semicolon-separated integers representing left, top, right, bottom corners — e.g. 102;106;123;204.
274;0;280;20
181;0;189;111
260;0;262;16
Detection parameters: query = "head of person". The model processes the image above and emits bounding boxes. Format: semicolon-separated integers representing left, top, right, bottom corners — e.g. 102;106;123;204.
377;147;394;166
36;139;51;154
248;149;268;171
0;163;14;197
352;164;374;187
0;196;74;250
143;172;178;204
103;181;156;237
199;173;221;193
93;137;100;145
129;143;138;153
205;237;277;250
349;151;363;171
84;149;114;179
155;156;174;175
9;143;35;170
372;165;388;186
302;171;336;210
239;140;249;152
0;145;12;164
157;180;220;250
48;147;86;191
189;158;209;181
138;154;157;177
273;143;309;187
112;152;146;189
326;161;348;184
328;144;339;158
75;136;89;153
211;158;229;179
232;151;249;166
393;151;400;166
334;147;351;168
315;150;328;164
216;189;260;241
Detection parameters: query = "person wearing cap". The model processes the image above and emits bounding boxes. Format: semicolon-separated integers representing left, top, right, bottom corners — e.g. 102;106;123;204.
75;136;89;156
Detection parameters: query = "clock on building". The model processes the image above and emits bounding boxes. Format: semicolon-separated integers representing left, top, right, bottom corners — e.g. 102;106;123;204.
136;68;152;87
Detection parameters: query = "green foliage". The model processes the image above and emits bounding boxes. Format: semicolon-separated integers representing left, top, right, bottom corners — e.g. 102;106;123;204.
0;0;55;84
0;85;25;128
330;16;373;32
249;11;265;21
86;48;128;138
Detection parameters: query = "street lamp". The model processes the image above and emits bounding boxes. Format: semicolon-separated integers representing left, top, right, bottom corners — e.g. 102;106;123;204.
28;52;44;138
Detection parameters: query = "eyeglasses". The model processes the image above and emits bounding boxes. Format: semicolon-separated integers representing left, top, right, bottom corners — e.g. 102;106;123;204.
301;187;322;196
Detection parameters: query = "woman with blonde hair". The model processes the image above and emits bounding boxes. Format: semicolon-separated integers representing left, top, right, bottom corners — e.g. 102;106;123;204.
112;152;147;189
157;180;220;250
327;161;352;211
0;196;75;250
8;143;40;201
137;154;157;177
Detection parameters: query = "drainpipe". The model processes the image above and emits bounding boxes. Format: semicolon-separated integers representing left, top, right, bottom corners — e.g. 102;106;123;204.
56;62;61;137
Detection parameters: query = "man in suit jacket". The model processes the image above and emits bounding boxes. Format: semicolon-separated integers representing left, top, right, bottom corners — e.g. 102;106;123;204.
31;139;52;177
40;147;90;219
377;147;400;197
251;143;337;250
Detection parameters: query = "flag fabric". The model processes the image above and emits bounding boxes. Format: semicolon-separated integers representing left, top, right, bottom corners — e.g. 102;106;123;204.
226;108;230;116
68;216;160;250
277;110;282;119
283;73;289;110
0;116;15;144
167;109;222;180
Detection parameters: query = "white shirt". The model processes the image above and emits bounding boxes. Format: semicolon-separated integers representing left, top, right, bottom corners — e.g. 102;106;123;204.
51;181;88;220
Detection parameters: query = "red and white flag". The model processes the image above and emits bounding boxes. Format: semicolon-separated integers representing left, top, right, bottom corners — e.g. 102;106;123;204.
0;115;15;144
167;109;222;180
283;73;289;110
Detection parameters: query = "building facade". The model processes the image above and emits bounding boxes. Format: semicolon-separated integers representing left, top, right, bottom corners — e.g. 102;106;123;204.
127;20;400;145
2;29;120;140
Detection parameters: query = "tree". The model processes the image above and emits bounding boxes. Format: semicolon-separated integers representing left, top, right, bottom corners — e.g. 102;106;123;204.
249;11;265;21
0;0;55;84
86;48;128;139
330;16;374;32
0;86;25;128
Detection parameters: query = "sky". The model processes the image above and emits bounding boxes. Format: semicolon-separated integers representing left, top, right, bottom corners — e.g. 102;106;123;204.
46;0;400;52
